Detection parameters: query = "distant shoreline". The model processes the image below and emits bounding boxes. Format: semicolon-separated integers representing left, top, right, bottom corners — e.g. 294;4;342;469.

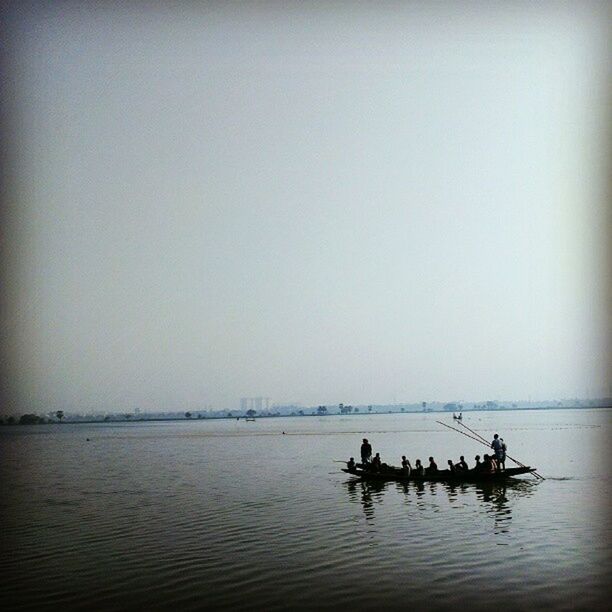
4;404;611;426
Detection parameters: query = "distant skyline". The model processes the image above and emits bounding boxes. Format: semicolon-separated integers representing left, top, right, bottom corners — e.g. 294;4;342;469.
2;2;610;413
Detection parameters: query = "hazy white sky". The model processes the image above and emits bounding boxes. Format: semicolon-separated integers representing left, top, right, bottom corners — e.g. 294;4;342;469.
4;2;610;412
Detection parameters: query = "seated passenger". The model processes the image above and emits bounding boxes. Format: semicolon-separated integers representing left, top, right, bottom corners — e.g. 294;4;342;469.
447;459;456;474
347;457;356;470
490;455;498;472
474;455;482;471
455;456;468;471
371;452;382;471
413;459;425;477
426;456;438;475
401;455;411;476
482;454;495;474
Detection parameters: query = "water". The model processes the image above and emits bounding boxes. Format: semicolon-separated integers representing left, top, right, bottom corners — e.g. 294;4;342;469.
1;409;610;611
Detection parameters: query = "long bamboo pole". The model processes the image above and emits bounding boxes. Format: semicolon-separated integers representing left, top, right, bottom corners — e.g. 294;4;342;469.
454;420;489;444
436;421;491;447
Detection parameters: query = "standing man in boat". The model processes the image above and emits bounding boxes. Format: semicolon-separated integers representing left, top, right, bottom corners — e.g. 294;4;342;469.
360;438;373;465
491;434;506;471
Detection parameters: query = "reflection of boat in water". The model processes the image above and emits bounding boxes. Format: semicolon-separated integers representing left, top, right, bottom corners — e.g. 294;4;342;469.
342;465;535;483
344;475;537;531
344;475;535;499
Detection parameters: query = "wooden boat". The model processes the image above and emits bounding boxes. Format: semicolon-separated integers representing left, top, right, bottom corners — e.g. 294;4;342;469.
342;465;536;483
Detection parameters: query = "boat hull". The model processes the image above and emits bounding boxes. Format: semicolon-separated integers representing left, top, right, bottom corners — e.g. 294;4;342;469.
342;465;535;483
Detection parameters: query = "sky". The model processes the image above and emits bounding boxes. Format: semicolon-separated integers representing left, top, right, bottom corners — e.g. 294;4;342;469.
2;1;610;413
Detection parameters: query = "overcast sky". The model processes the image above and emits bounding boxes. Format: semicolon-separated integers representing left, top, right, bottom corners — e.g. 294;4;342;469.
3;2;610;413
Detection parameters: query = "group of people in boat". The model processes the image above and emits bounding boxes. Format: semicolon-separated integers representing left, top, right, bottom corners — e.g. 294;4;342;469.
347;435;507;476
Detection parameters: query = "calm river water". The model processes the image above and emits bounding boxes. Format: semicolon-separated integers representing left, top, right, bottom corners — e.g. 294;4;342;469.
1;409;610;611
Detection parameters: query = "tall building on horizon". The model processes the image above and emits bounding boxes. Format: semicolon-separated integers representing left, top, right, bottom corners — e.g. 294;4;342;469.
240;397;270;412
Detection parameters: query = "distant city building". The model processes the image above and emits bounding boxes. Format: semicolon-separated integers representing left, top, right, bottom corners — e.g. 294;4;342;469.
240;397;270;412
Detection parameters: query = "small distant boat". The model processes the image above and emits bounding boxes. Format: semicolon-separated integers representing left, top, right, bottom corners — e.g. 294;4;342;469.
342;465;535;483
453;412;463;421
245;417;256;422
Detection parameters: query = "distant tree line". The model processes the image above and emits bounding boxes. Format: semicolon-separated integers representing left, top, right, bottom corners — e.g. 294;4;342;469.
2;398;608;426
0;410;65;425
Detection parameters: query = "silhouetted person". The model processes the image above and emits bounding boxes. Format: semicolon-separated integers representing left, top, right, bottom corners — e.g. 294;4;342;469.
361;438;373;464
474;455;482;471
414;459;425;477
426;457;438;475
482;454;495;474
372;452;382;471
347;457;356;470
491;434;506;471
401;455;411;476
447;459;456;474
455;456;468;471
490;455;498;472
